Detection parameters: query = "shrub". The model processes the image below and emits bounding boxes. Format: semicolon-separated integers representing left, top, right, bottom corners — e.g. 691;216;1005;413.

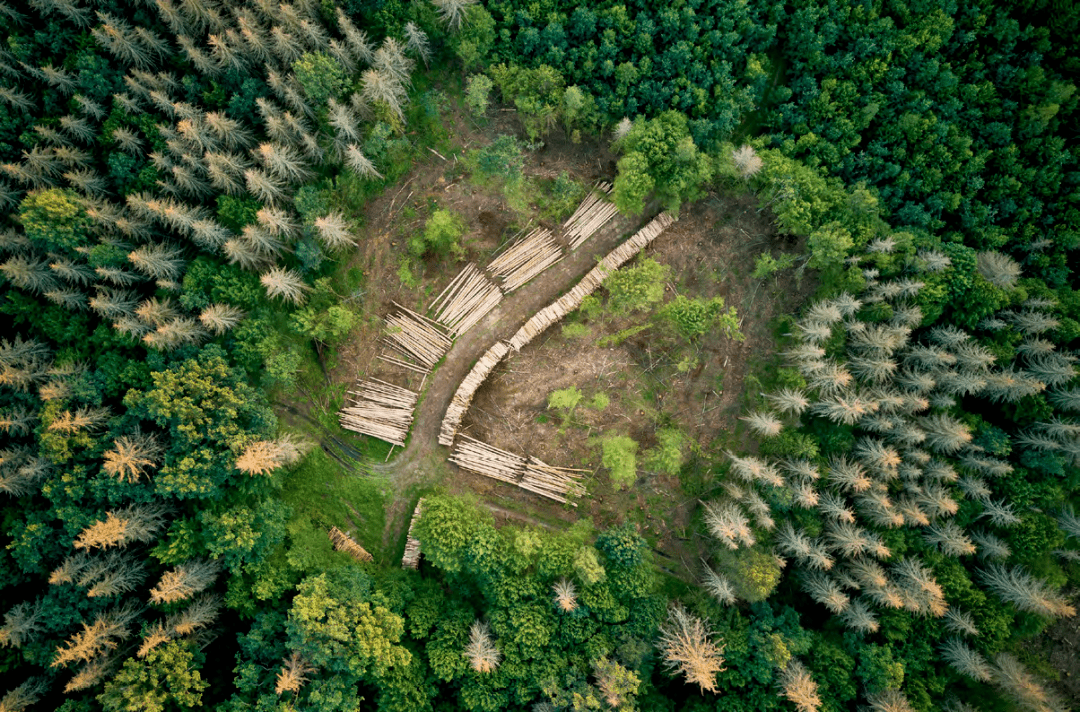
752;251;797;279
293;52;347;106
604;258;670;315
465;74;493;117
561;322;590;339
602;435;638;489
410;209;466;259
646;428;684;475
659;295;742;341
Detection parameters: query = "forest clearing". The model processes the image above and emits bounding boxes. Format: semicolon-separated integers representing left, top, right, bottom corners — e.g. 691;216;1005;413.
1;0;1078;710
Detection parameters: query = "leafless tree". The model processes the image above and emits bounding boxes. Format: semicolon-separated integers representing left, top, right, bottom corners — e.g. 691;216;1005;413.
552;578;577;612
255;142;312;184
827;456;872;493
702;500;754;550
431;0;477;30
235;437;302;475
464;620;500;673
52;601;140;667
143;318;206;350
892;558;947;617
809;362;854;395
940;637;991;681
2;255;58;294
0;676;47;711
730;144;763;180
169;594;221;635
403;22;432;66
345;144;384;180
924;521;975;557
990;652;1069;712
205;152;248;196
725;452;784;488
866;689;916;712
328;38;356;73
801;571;849;614
1008;309;1060;336
979;564;1075;619
244;168;288;205
701;562;737;606
979;499;1021;527
976;251;1021;289
102;433;163;484
313;213;356;251
741;410;783;437
0;599;43;649
64;655;114;693
128;243;185;281
256;205;299;238
223;238;268;271
137;621;173;658
796;320;833;345
839;597;879;633
74;504;169;550
778;659;820;712
275;652;313;695
150;559;220;604
199;304;245;334
1025;353;1077;387
0;86;33;113
47;406;111;435
943;607;980;637
658;603;724;693
360;68;407;121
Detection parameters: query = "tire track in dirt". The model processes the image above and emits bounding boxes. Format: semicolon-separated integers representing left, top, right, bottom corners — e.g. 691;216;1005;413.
375;207;651;554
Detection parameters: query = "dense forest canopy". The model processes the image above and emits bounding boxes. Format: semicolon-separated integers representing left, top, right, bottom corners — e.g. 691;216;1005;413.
0;0;1077;710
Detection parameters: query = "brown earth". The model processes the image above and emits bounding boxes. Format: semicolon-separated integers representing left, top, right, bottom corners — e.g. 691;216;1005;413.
461;193;814;566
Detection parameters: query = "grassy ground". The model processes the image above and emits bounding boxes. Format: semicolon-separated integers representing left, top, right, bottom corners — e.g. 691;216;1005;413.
279;447;391;565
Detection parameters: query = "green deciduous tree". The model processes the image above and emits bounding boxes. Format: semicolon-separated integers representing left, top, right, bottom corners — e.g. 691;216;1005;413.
98;641;207;712
124;347;274;498
287;569;410;679
613;111;712;215
604;257;669;314
18;188;92;252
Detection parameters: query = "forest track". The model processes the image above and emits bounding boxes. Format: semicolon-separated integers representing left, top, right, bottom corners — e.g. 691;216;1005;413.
375;205;651;550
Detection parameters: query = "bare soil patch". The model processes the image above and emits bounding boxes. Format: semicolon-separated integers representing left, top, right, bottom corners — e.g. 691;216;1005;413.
461;193;815;562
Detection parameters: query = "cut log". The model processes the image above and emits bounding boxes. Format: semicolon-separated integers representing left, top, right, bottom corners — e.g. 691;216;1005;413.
401;499;424;570
328;526;374;562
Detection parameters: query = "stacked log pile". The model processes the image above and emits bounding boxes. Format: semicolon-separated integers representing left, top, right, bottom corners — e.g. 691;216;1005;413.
383;306;452;368
509;212;676;351
438;341;510;447
449;437;585;505
599;211;675;271
563;182;618;249
520;457;586;505
339;378;419;446
449;435;526;484
486;228;563;292
430;264;504;336
328;526;374;563
401;499;424;569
